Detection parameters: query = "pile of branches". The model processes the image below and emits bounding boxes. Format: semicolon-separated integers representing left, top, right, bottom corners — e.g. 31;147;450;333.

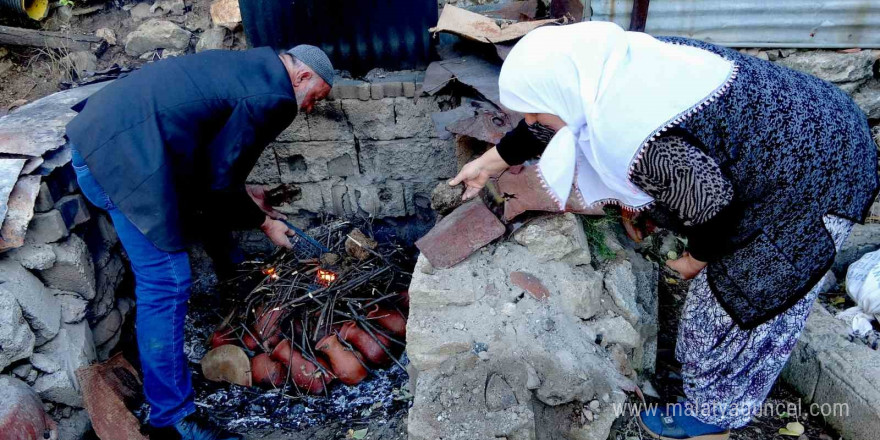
200;218;412;397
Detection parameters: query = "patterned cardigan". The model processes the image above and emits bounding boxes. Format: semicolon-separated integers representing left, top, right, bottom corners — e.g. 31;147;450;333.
496;38;879;329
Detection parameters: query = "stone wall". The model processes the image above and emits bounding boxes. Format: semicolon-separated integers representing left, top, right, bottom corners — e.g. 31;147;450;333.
0;162;134;440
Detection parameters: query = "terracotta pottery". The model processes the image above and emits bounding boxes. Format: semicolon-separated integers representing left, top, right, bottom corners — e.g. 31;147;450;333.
315;334;368;386
271;340;333;394
251;353;286;388
367;305;407;340
210;327;237;349
200;345;252;386
395;290;410;314
242;330;261;352
339;321;392;367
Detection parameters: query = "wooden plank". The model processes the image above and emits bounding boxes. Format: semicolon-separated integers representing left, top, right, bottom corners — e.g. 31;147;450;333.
0;25;101;51
629;0;651;32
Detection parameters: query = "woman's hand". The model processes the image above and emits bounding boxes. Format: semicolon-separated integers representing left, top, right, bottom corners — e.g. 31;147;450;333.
261;217;294;249
448;147;511;201
621;210;644;243
666;252;707;280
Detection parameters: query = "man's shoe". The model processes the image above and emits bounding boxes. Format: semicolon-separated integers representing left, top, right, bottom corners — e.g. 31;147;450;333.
149;415;242;440
638;409;730;440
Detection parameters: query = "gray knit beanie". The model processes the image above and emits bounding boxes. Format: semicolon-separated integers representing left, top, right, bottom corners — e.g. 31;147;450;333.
287;45;334;87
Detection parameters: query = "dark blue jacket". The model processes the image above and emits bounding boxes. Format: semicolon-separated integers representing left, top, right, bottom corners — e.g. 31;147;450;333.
66;48;297;252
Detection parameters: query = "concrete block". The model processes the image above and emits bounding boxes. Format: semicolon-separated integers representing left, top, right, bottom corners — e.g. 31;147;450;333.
38;234;96;300
26;210;69;245
333;79;366;100
342;98;396;141
0;289;36;371
356;83;371;101
382;81;403;98
6;243;56;270
275;141;359;183
307;101;353;141
53;289;88;324
275;179;337;215
394;96;443;139
34;182;54;213
0;258;61;346
332;177;407;218
403;81;417;98
33;320;96;407
359;138;457;180
245;146;281;184
370;83;384;99
275;115;310;142
55;194;92;230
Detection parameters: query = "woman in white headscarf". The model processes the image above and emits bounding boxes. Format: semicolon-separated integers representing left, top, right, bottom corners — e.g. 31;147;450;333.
449;21;878;440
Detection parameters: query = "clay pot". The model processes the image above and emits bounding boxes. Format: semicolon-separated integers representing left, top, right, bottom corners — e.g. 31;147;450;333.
315;334;368;386
339;322;392;367
210;327;237;349
254;306;285;350
367;305;407;340
251;353;286;388
395;290;410;314
271;340;333;394
242;329;261;352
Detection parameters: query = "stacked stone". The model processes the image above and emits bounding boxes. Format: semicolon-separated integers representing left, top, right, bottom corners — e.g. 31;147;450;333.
246;72;459;226
0;162;134;439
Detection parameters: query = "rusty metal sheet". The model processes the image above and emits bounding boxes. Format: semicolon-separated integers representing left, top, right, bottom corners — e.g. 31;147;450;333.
446;109;515;144
430;5;558;44
431;105;474;140
0;175;41;252
484;0;540;21
0;82;109;157
437;57;504;108
0;159;26;224
422;62;456;96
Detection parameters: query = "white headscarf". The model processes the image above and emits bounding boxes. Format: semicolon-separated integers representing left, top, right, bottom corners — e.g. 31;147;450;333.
499;21;734;210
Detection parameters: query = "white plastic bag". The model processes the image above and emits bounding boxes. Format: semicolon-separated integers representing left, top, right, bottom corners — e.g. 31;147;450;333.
837;249;880;336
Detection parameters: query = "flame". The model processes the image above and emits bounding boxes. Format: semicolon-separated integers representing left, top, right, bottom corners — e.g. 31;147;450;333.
262;267;279;280
317;268;337;286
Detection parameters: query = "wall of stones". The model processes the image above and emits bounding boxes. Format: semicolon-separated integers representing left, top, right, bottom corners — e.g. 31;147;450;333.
0;164;133;439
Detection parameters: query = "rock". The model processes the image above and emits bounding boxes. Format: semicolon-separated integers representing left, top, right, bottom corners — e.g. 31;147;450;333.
603;260;641;326
513;213;591;266
586;316;640;350
210;0;242;31
129;2;156;21
833;223;880;275
91;252;126;320
345;229;378;261
853;80;880;120
34;182;54;213
124;19;192;57
12;363;32;379
486;374;519;412
775;50;876;84
33;321;97;407
510;271;550;301
54;290;88;324
56;408;91;440
195;26;229;52
30;353;61;374
0;259;61;346
26;210;69;245
61;51;98;78
38;235;96;300
91;308;122;347
151;0;186;16
55;194;91;230
6;243;56;270
96;28;117;45
0;292;35;371
0;376;57;440
430;182;464;215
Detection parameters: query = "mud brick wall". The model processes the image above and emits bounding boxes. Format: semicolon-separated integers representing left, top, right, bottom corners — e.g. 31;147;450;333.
246;72;459;231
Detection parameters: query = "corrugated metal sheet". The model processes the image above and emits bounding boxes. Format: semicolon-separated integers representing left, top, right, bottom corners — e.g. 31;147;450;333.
591;0;880;48
240;0;437;75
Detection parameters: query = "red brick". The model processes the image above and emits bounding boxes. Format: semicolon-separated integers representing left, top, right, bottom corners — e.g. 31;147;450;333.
510;271;550;300
416;199;505;269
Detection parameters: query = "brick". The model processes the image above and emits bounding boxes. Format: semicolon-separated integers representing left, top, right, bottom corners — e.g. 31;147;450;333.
341;98;396;141
334;79;366;100
403;81;417;98
510;271;550;300
382;81;403;98
37;234;96;300
34;182;54;213
275;115;310;142
307;101;353;141
26;210;69;245
0;259;61;346
275;141;359;183
246;146;281;184
370;83;384;99
359;138;457;180
356;83;371;101
415;199;505;269
56;194;92;230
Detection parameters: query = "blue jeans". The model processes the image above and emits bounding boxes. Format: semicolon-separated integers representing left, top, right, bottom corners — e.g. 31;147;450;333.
72;150;195;427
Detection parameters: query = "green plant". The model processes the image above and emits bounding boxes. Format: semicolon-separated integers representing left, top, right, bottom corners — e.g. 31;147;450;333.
59;0;75;7
579;208;620;261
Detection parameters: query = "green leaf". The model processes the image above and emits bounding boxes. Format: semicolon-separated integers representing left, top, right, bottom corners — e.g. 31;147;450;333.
778;422;805;436
352;428;369;439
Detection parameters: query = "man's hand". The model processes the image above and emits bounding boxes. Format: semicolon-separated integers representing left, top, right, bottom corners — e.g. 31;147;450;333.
666;252;707;280
247;185;286;220
261;217;294;249
449;147;511;201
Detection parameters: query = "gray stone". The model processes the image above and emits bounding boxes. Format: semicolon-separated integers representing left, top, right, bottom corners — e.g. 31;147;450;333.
54;290;88;324
97;328;122;360
430;182;464;215
33;321;96;407
129;2;156;21
96;214;118;248
0;259;61;346
12;363;32;379
853;79;880;120
308;101;354;141
26;210;69;245
61;51;97;78
195;26;229;52
586;316;640;350
275;141;359;183
30;353;61;374
513;214;591;266
394;97;443;139
6;243;56;270
151;0;186;16
124;19;192;57
96;27;117;45
359;138;457;180
92;252;126;319
56;409;92;440
38;235;96;300
342;98;396;140
276;116;310;142
833;223;880;275
34;183;54;213
55;194;91;230
603;260;641;326
275;179;337;215
91;308;122;346
245;146;280;184
775;50;876;84
0;291;35;371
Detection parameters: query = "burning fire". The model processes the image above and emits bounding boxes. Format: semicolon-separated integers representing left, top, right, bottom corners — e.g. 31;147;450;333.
262;267;279;280
317;268;337;286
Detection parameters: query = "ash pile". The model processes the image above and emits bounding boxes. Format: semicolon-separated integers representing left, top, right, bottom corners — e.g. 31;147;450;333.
187;219;413;431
